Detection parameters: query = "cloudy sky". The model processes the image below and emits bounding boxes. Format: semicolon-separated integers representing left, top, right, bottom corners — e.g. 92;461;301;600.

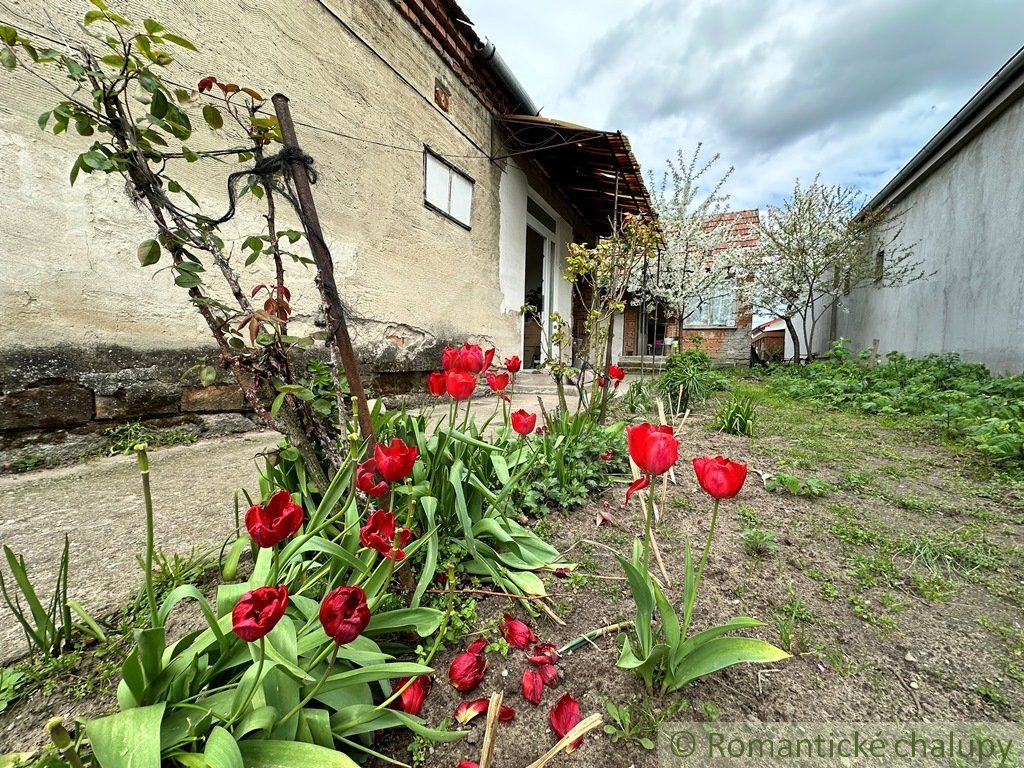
459;0;1024;210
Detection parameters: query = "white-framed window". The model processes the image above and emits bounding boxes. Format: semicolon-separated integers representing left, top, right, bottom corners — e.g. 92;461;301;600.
683;285;736;327
424;147;473;229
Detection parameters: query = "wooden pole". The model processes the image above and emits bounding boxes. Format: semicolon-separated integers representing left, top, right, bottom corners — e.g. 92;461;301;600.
272;93;376;447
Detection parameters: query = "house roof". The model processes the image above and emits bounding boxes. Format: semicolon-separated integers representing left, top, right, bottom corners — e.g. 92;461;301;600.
497;115;654;233
866;44;1024;212
706;209;760;252
392;0;654;232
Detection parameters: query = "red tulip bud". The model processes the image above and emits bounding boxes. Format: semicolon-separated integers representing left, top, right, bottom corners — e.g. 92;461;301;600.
427;370;447;397
626;422;679;475
231;584;287;642
692;455;748;500
318;585;370;645
510;409;537;436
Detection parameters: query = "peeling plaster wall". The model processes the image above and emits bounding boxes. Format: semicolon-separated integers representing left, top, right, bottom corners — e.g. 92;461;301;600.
0;0;523;358
836;97;1024;374
0;0;598;446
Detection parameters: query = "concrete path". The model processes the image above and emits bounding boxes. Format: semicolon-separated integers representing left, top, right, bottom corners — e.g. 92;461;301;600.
0;431;279;663
0;388;580;663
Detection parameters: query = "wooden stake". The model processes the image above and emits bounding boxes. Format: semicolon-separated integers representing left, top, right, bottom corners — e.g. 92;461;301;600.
271;94;376;447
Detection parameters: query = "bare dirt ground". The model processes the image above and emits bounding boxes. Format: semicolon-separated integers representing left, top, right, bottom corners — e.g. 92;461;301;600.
409;383;1024;768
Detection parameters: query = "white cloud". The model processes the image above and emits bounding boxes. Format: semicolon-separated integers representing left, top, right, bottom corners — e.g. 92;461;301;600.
459;0;1024;209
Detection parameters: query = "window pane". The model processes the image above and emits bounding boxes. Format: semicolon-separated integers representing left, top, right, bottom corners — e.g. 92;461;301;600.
425;153;450;211
449;172;473;225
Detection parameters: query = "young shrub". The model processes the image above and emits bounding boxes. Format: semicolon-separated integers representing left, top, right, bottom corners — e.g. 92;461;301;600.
713;397;758;436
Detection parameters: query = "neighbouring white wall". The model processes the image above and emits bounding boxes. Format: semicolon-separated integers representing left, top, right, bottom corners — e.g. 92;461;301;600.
836;97;1024;374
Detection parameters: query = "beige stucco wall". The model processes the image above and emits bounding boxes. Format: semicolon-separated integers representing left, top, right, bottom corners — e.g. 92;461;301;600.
0;0;531;369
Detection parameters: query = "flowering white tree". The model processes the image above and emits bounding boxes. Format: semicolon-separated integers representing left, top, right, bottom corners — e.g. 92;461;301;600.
736;179;925;361
628;145;744;324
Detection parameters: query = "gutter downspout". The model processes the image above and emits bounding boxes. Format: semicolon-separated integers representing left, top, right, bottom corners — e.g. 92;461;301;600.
475;38;540;116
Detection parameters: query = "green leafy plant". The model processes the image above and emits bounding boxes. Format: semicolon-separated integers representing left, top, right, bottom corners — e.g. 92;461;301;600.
103;421;199;456
0;667;24;714
741;528;778;558
657;350;726;414
712;397;757;436
765;472;833;497
602;697;685;750
0;536;104;657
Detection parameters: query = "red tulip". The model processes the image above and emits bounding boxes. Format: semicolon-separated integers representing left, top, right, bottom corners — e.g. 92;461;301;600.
448;638;487;691
596;375;607;389
198;76;217;92
360;509;413;561
232;584;287;642
457;343;495;374
442;346;461;372
608;364;625;382
391;675;430;716
446;370;477;401
504;355;521;373
624;476;650;506
549;693;583;751
625;422;679;475
427;370;447;397
522;667;543;704
355;458;389;498
245;489;304;548
510;409;537;436
486;372;510;393
319;585;370;645
692;455;748;500
499;613;536;650
454;698;515;724
374;438;418;483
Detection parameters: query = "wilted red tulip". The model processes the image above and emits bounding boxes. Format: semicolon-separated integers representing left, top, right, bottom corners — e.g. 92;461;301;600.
601;449;615;461
446;370;477;401
448;638;487;691
374;438;418;483
454;698;515;724
232;584;287;642
319;585;370;645
552;567;571;579
692;455;748;500
486;372;510;393
626;422;679;476
538;663;559;686
608;365;626;388
499;613;537;650
624;475;650;506
510;409;537;436
529;642;559;664
522;668;543;704
596;375;607;389
427;370;447;397
245;489;304;548
504;355;521;373
360;509;413;560
391;675;431;716
356;458;389;498
198;75;217;92
457;343;495;374
549;693;583;751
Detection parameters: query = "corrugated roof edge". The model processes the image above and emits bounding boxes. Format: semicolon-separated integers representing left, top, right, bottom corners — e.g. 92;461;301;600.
864;44;1024;213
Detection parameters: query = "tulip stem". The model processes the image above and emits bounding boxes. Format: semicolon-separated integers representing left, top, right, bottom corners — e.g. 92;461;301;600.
278;644;339;727
642;475;654;575
685;498;720;636
134;444;159;629
227;637;265;726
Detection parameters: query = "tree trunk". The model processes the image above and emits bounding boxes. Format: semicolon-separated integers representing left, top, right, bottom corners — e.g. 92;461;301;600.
783;316;801;364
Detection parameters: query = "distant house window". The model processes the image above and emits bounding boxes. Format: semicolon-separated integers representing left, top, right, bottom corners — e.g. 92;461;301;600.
684;285;736;327
874;249;885;284
424;148;473;228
